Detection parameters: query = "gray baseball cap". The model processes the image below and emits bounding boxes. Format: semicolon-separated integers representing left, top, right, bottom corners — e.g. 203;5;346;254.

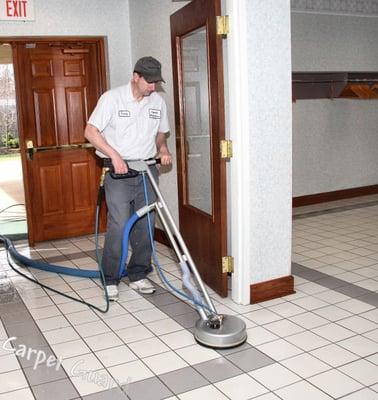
134;56;165;83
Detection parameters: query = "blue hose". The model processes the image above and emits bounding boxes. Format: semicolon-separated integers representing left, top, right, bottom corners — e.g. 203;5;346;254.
1;214;138;280
1;165;213;315
117;212;140;279
3;237;101;278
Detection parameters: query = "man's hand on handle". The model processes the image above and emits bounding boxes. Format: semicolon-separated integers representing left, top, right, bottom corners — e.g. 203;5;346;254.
158;149;173;166
111;154;128;174
84;123;128;174
156;132;172;166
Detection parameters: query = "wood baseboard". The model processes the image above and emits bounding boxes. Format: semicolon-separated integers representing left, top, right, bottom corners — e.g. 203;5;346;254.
154;227;171;247
158;230;295;304
293;184;378;207
250;275;295;304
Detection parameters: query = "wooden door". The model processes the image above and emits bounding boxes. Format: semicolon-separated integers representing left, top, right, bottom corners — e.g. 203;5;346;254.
171;0;228;296
12;39;106;244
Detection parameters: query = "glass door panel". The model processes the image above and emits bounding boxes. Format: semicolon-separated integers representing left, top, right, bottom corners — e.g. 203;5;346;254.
181;27;212;215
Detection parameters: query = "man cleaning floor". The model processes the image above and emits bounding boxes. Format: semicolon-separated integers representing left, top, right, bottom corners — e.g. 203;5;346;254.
84;56;172;301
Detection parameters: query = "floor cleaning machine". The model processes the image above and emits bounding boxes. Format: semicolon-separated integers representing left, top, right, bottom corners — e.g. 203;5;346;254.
0;159;247;349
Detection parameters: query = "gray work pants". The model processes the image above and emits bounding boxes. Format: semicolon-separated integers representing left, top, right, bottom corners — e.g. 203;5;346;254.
102;166;158;284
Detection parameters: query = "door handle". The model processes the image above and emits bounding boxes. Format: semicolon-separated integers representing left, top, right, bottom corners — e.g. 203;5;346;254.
25;141;93;160
26;140;34;160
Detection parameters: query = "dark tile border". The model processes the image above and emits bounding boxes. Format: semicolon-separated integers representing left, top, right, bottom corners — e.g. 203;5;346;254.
292;262;378;307
0;272;80;399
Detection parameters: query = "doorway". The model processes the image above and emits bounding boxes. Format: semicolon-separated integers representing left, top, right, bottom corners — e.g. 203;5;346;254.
1;37;107;245
171;0;229;297
0;43;26;240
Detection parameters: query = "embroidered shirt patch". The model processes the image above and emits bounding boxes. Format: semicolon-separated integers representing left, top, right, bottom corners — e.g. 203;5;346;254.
149;109;161;119
119;110;130;117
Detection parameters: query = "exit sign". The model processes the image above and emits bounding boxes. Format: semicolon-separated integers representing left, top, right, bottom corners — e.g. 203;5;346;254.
0;0;35;21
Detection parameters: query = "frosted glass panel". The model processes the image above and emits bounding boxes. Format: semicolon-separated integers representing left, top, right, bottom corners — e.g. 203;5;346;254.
182;26;212;215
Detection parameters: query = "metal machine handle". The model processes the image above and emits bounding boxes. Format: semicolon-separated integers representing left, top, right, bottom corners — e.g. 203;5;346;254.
108;158;161;179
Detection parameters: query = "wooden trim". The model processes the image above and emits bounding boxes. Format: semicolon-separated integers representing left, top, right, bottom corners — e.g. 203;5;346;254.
292;71;378;100
250;275;295;304
154;227;172;248
11;43;34;244
293;184;378;208
0;36;106;43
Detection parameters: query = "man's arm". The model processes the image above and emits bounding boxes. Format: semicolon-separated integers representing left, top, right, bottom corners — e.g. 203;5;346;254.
84;123;128;173
156;132;172;165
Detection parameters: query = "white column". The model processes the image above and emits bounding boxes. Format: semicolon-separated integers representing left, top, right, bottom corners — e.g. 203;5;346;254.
226;0;292;304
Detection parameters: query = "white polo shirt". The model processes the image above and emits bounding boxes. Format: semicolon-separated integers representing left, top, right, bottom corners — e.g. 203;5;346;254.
88;82;169;159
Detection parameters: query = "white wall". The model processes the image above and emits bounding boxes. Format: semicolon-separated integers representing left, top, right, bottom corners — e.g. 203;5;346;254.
293;100;378;196
292;13;378;196
245;0;292;286
129;0;293;303
0;0;132;88
128;0;191;224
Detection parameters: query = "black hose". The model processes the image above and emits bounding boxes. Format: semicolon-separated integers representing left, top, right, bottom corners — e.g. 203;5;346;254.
0;194;110;313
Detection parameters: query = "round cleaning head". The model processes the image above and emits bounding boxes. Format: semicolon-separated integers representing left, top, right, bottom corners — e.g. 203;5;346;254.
194;315;247;349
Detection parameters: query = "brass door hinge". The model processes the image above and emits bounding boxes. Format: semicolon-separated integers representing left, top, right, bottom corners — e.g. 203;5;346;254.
216;15;229;36
222;256;234;273
220;139;233;159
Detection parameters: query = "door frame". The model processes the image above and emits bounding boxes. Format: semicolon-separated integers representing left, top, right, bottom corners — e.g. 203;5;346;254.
224;0;253;304
0;36;107;245
171;0;229;297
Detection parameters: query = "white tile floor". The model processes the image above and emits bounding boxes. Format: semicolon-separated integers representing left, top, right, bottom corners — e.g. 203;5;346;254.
0;196;377;399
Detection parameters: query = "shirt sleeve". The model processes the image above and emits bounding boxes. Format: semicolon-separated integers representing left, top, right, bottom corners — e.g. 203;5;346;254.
87;92;115;132
158;99;170;133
